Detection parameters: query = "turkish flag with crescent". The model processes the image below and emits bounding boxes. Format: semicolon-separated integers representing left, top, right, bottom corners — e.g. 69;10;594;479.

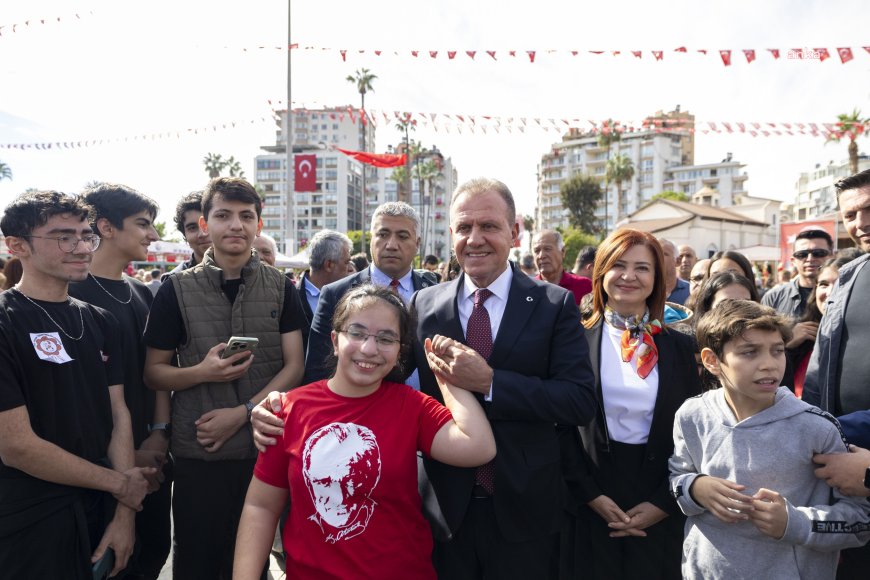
294;154;316;192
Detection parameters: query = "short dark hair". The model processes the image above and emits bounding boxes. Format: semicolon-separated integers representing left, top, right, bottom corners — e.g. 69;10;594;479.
350;252;369;273
202;177;262;221
697;299;792;368
81;182;158;232
576;246;597;269
835;168;870;198
174;191;204;234
328;284;414;381
794;228;833;249
1;190;91;239
706;250;755;282
423;254;439;266
693;272;760;323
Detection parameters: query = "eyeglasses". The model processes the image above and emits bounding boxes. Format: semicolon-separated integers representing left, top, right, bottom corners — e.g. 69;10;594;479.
792;249;831;260
341;325;400;349
27;234;101;253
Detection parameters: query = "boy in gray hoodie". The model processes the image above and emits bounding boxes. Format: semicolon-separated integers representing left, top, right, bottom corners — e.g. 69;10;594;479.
669;300;870;579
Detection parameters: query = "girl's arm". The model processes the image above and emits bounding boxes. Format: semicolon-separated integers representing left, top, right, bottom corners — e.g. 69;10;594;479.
425;336;497;467
233;477;289;580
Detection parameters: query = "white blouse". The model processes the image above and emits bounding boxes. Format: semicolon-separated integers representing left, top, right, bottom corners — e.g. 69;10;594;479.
600;322;659;444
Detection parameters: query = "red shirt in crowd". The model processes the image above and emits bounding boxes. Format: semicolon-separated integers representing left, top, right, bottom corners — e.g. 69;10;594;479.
537;270;592;306
254;380;452;579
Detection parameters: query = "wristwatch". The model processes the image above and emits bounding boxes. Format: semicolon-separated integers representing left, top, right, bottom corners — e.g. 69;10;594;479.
244;400;256;422
864;467;870;490
148;422;171;438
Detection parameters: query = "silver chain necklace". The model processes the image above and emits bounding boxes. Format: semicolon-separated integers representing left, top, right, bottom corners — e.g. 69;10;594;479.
89;273;133;305
13;288;85;341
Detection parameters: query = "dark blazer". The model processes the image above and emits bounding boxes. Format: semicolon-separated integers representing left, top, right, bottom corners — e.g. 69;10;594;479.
570;320;702;515
411;263;597;542
303;266;436;383
295;272;315;353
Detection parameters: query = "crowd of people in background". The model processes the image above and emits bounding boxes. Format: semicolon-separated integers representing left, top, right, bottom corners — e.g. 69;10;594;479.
1;169;870;579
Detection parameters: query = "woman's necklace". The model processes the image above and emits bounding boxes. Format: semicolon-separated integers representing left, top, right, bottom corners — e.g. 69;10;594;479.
89;273;133;305
12;288;84;341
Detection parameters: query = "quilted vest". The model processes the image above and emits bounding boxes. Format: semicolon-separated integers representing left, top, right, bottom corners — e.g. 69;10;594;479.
170;249;285;461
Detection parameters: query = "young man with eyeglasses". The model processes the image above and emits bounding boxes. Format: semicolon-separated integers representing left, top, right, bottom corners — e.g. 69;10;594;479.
68;183;171;580
0;190;153;579
143;177;306;579
762;228;833;321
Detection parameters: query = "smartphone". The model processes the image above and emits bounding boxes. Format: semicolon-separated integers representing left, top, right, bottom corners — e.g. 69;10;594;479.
222;336;259;365
92;547;115;580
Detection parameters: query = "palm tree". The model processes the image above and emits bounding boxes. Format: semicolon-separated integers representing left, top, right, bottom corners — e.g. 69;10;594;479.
394;114;417;203
606;154;635;222
203;153;226;178
0;160;11;181
597;119;622;234
827;109;867;175
523;215;535;252
345;69;377;152
224;156;245;178
414;157;440;256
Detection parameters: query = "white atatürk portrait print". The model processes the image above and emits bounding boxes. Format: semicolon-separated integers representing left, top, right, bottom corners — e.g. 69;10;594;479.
302;422;382;543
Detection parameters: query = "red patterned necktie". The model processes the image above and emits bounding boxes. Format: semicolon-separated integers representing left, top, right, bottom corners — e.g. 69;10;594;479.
389;278;401;296
466;288;495;493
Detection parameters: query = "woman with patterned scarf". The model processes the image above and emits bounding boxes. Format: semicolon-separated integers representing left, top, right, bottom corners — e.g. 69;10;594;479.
559;229;702;580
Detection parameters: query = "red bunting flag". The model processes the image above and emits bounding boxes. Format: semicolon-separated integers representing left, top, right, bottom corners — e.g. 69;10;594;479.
429;51;438;59
743;49;756;63
411;50;419;57
675;46;687;53
697;49;708;55
652;51;663;61
485;50;496;60
375;50;382;56
339;50;347;62
719;50;732;66
864;47;870;54
448;51;456;59
632;51;642;59
294;155;316;192
816;48;830;62
527;50;536;62
336;148;407;168
838;47;854;63
466;50;476;59
768;48;780;59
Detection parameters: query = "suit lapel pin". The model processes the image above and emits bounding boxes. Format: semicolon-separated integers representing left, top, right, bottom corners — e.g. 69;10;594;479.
526;296;534;302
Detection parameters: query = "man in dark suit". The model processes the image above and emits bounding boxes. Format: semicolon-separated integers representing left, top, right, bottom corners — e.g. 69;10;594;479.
295;230;354;349
303;202;436;383
413;177;597;578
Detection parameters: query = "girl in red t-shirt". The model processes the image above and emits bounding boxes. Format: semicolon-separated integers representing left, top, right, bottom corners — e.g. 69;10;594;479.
233;284;496;579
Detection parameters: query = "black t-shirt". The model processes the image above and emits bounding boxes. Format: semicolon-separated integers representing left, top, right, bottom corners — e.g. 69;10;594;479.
144;274;307;351
0;290;123;498
797;284;813;315
836;265;870;415
69;275;153;446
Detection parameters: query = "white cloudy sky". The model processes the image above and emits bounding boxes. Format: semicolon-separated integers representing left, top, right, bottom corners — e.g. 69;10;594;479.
1;0;868;233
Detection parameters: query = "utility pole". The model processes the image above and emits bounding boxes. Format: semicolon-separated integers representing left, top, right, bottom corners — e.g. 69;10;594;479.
285;1;296;253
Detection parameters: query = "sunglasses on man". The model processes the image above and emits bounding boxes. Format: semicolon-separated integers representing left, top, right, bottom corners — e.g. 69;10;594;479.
792;249;831;260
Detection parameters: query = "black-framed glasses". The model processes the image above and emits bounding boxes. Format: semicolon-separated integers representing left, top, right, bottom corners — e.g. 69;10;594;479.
792;249;830;260
26;234;101;253
341;324;400;349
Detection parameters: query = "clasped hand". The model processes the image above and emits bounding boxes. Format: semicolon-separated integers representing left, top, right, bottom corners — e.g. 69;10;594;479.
588;496;667;538
425;334;493;395
691;476;787;539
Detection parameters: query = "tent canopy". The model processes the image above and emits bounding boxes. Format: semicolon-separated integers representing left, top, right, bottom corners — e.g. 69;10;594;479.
275;248;308;269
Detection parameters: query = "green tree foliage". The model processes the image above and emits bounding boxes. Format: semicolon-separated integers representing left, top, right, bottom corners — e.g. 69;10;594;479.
522;215;535;251
559;174;603;235
651;190;690;202
560;228;599;271
347;230;372;257
605;153;635;219
203;153;226;178
0;161;13;181
154;221;167;239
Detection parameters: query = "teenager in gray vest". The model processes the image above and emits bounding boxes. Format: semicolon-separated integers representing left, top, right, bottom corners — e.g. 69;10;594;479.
144;177;307;579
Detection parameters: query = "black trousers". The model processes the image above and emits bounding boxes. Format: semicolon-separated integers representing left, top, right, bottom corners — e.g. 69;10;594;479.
172;457;263;580
433;496;559;580
565;441;682;580
122;459;173;580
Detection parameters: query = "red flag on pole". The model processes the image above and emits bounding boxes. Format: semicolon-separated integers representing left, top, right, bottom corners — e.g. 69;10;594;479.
336;148;407;168
294;155;316;192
